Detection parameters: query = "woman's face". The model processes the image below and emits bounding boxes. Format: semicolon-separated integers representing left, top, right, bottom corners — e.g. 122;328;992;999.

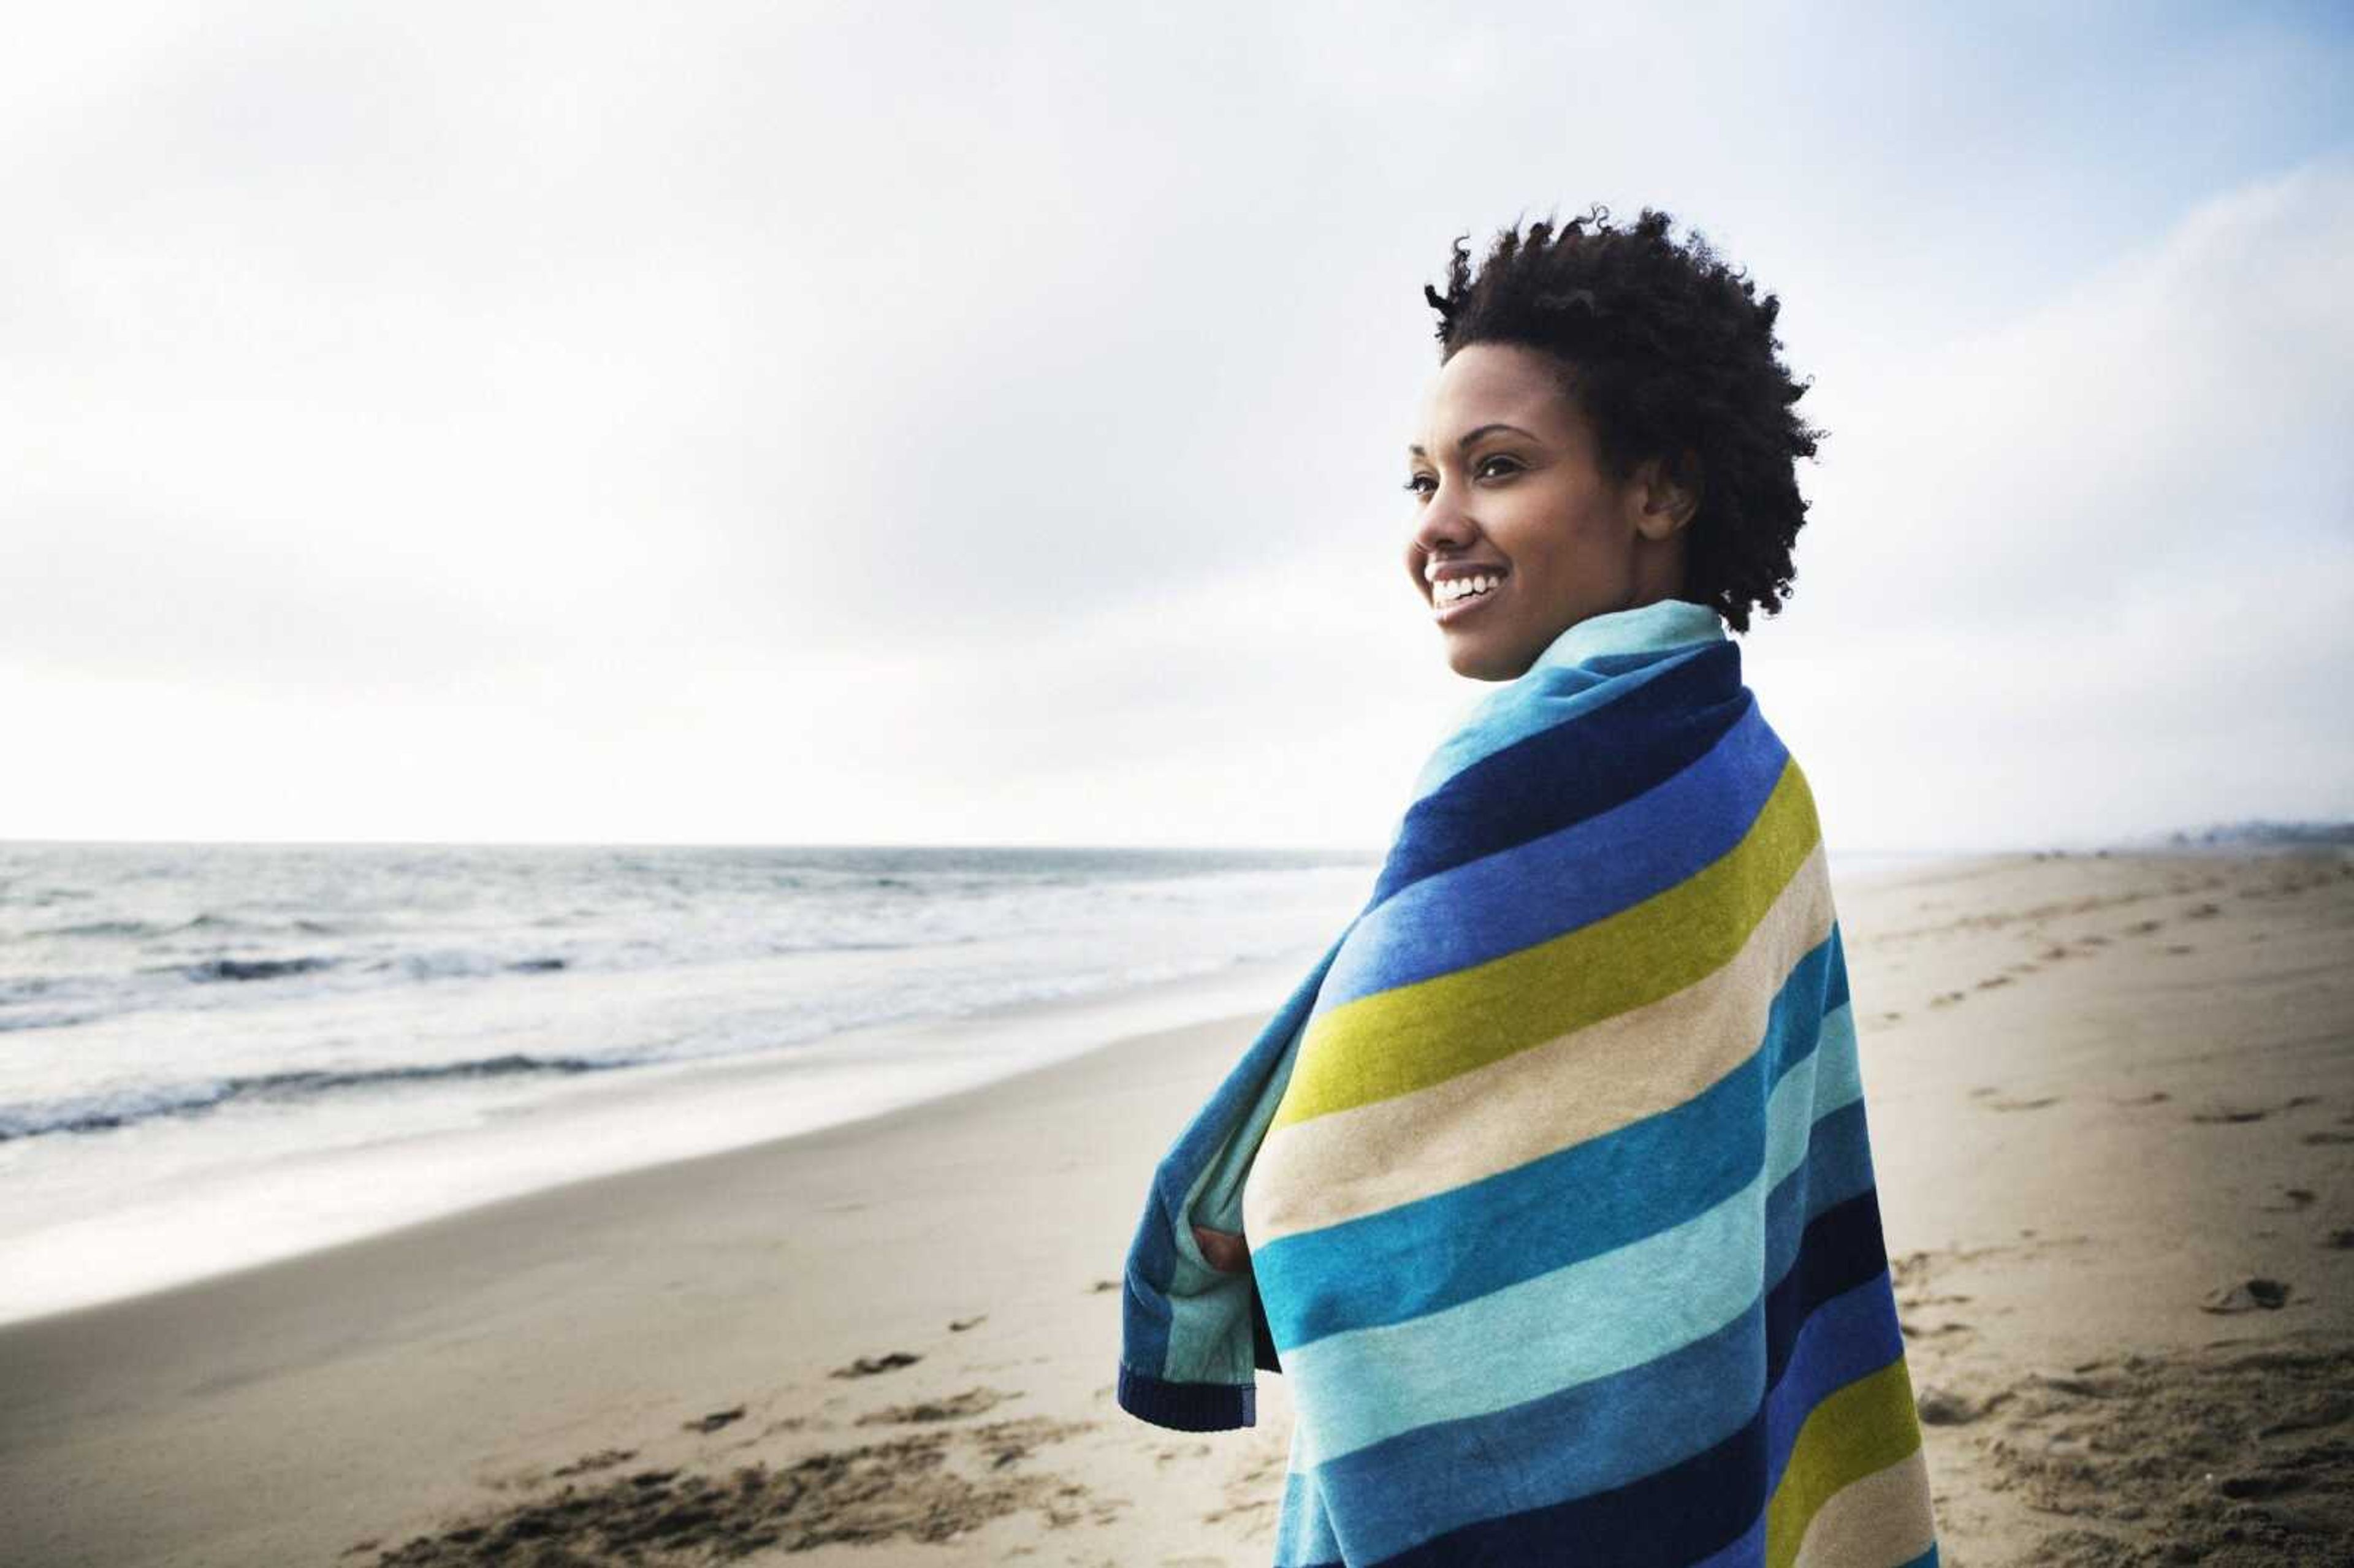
1401;341;1695;682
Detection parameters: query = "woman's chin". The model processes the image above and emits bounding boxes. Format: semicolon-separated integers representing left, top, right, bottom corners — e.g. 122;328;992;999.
1441;631;1533;683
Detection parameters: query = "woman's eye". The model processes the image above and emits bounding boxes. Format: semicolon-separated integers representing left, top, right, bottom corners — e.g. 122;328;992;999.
1403;474;1436;498
1476;455;1522;480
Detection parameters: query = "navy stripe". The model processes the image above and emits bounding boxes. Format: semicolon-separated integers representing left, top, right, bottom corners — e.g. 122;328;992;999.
1372;641;1749;906
1113;1363;1253;1432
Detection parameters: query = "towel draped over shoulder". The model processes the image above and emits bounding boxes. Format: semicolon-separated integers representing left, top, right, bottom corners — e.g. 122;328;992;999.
1115;598;1941;1568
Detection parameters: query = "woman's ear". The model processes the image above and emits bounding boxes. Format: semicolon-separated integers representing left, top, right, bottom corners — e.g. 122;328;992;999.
1632;450;1703;539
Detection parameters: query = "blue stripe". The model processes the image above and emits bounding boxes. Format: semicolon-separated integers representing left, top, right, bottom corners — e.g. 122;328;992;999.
1824;917;1851;1014
1259;934;1840;1347
1314;701;1791;1015
1373;642;1750;906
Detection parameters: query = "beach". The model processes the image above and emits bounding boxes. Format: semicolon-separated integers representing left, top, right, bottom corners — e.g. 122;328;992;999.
2;847;2350;1566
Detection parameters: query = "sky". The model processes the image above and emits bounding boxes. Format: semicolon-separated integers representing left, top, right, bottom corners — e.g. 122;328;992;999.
3;1;2349;853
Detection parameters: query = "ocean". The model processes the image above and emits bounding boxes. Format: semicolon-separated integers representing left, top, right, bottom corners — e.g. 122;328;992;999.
0;839;1954;1325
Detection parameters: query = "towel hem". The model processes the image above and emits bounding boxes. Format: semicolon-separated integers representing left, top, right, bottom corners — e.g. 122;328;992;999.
1114;1363;1255;1431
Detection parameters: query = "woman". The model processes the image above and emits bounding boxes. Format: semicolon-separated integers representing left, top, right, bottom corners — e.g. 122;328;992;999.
1117;207;1940;1567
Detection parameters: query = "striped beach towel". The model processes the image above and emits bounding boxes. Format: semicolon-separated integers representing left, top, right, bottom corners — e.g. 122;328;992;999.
1115;597;1940;1567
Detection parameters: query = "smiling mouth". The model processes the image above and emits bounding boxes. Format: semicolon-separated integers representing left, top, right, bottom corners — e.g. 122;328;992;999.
1431;573;1505;623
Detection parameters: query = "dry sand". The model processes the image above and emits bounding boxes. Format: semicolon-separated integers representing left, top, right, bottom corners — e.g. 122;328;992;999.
1;848;2349;1567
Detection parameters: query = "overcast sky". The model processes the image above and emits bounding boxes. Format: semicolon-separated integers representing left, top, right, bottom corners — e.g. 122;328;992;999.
4;2;2348;853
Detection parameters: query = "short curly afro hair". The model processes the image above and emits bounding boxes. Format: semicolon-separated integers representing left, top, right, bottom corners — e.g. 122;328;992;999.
1423;204;1824;634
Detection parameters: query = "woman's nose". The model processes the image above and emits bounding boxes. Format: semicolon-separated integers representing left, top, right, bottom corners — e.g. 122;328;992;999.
1411;480;1477;555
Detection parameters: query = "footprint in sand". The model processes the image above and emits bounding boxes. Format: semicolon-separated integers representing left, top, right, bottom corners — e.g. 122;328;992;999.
2111;1090;2171;1107
1898;1317;1976;1342
832;1351;923;1378
2199;1277;2292;1312
2259;1188;2318;1213
2188;1101;2291;1124
1913;1383;2008;1425
1981;1094;2060;1113
683;1406;746;1433
1929;990;1968;1008
1976;974;2017;990
855;1387;1018;1425
370;1418;1107;1564
2301;1130;2354;1146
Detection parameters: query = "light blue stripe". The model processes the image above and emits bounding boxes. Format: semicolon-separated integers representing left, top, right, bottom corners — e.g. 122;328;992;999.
1313;702;1789;1018
1260;931;1837;1347
1284;1001;1864;1467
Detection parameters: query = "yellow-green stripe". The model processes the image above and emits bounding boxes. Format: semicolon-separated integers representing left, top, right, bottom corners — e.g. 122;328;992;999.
1272;757;1822;1131
1765;1357;1927;1568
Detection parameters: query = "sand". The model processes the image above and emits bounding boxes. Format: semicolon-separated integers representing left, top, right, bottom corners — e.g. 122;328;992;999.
2;848;2349;1567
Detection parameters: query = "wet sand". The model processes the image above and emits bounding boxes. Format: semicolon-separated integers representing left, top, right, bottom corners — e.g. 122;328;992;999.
2;848;2349;1566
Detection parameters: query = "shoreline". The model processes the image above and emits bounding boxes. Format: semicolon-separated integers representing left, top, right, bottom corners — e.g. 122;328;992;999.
0;945;1328;1331
2;852;1973;1331
6;847;2348;1565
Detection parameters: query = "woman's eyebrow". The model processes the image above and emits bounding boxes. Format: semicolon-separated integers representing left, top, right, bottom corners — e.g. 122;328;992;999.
1406;422;1540;459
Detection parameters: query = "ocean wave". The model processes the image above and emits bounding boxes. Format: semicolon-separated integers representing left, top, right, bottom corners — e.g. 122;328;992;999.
0;1007;102;1033
0;1051;630;1143
185;954;341;983
18;918;159;940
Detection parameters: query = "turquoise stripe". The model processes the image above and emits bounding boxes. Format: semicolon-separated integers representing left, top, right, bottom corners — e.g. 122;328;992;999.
1271;1443;1343;1567
1259;932;1836;1346
1284;1001;1865;1467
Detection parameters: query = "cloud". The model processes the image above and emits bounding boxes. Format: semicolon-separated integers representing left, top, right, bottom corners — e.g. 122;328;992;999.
1756;152;2354;847
1;6;2347;844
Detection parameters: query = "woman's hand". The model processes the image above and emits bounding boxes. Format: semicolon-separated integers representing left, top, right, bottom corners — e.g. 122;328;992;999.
1191;1224;1252;1274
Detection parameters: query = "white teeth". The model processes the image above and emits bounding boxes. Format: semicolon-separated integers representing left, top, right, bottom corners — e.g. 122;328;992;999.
1436;575;1499;604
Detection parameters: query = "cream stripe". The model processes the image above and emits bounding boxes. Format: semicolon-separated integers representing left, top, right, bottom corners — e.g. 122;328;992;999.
1791;1445;1938;1568
1244;837;1834;1247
